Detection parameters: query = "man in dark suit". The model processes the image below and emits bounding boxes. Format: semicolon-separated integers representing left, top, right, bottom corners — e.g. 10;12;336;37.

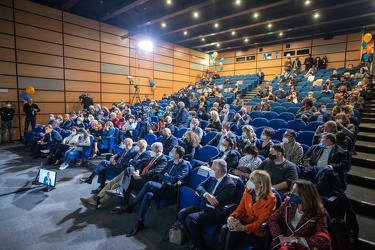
164;116;176;135
207;123;237;148
307;104;333;123
32;124;62;159
80;142;168;210
210;138;239;171
179;159;236;250
233;107;250;126
312;121;348;150
175;101;189;128
80;138;150;193
303;133;348;174
124;146;190;237
219;105;235;123
161;128;178;155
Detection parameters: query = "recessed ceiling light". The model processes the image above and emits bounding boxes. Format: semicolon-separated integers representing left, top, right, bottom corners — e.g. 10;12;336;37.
214;23;219;28
253;13;258;18
305;0;310;5
244;38;248;42
193;12;199;18
279;32;283;36
236;0;241;5
166;0;171;4
161;22;166;27
211;42;215;45
216;43;220;47
201;38;205;41
314;13;319;18
268;23;272;28
183;31;188;35
232;31;236;35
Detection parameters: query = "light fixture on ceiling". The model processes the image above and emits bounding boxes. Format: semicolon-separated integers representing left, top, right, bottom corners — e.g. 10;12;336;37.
253;13;258;18
166;0;171;4
314;12;319;18
216;43;220;47
232;31;236;35
268;23;272;28
193;12;199;18
244;38;248;42
214;23;219;28
201;38;205;41
279;32;283;36
183;31;188;35
305;0;310;5
161;22;166;27
236;0;241;5
138;40;153;52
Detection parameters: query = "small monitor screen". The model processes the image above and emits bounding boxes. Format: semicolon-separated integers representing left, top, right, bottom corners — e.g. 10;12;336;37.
38;169;57;187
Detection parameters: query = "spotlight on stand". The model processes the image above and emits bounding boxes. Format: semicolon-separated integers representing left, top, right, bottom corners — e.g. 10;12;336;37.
138;40;154;52
134;84;139;89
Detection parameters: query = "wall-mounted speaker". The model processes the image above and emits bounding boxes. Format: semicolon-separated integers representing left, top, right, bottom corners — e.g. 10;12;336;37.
259;48;263;52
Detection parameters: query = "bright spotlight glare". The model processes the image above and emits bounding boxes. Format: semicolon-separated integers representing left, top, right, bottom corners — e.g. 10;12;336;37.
138;40;153;52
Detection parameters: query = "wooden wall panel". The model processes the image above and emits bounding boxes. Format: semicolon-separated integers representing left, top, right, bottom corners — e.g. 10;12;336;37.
0;75;17;88
101;93;129;103
347;32;361;42
173;66;189;75
100;23;127;36
0;34;15;49
101;43;129;57
155;46;173;57
101;53;129;66
101;32;125;46
174;45;189;54
312;35;346;46
14;10;62;32
15;0;62;20
64;23;99;40
64;46;100;61
101;73;128;84
65;92;100;103
0;61;16;75
65;81;100;92
37;103;65;114
130;59;154;69
235;62;257;70
63;12;99;30
64;34;99;51
65;69;100;82
18;64;63;79
64;58;100;72
0;89;17;102
17;51;63;67
173;74;189;82
0;47;15;62
0;20;14;35
347;41;361;51
346;51;361;61
32;90;65;102
154;54;173;65
174;59;189;68
0;5;13;21
101;83;129;93
17;37;63;55
15;23;62;44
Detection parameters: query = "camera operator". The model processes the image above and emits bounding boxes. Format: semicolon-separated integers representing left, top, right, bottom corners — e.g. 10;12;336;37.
81;93;94;110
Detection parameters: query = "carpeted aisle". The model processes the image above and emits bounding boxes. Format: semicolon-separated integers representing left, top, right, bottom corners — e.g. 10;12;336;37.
0;143;189;250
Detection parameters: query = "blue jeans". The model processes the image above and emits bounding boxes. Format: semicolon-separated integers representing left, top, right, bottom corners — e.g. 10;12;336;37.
94;160;123;188
1;120;13;142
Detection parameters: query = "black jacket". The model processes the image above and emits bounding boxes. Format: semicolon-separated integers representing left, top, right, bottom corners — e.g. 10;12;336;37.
23;103;40;117
139;155;168;183
0;107;15;121
210;150;239;170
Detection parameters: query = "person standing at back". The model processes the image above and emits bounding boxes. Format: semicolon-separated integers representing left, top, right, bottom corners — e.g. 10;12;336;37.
23;98;40;131
0;101;15;143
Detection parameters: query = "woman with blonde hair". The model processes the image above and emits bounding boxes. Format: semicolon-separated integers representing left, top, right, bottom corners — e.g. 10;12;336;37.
269;179;330;250
236;125;257;150
205;110;221;132
335;113;355;140
101;121;115;147
182;130;201;161
222;170;276;250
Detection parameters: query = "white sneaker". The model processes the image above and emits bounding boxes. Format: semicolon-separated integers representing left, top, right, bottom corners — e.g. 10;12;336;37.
59;163;69;170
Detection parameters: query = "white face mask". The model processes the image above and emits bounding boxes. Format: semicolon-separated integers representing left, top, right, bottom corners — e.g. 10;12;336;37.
134;145;140;151
129;119;133;123
246;180;256;190
282;137;289;143
71;131;77;135
242;132;247;137
208;168;215;178
261;134;267;140
245;154;253;160
79;133;84;136
150;151;156;157
190;124;196;129
6;104;11;108
219;145;226;152
77;121;82;125
320;108;326;113
261;101;265;105
336;119;342;124
119;143;126;149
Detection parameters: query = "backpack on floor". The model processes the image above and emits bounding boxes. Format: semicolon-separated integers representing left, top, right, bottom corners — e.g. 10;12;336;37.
330;218;353;250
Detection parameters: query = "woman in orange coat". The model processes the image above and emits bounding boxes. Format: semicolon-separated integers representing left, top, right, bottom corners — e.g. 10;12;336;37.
222;170;277;250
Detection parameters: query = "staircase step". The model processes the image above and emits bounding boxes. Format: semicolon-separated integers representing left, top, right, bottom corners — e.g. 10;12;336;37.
362;113;375;119
356;215;375;247
361;117;375;123
347;184;375;219
356;132;375;142
348;165;375;189
355;140;375;153
352;151;375;168
359;123;375;133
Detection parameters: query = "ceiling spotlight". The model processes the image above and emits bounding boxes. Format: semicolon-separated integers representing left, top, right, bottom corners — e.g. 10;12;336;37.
253;13;258;18
193;12;199;18
268;23;272;28
216;43;220;47
279;32;283;36
201;38;205;41
314;13;319;18
214;23;219;28
161;22;166;27
305;0;310;5
183;31;188;35
138;40;153;52
244;38;248;42
236;0;241;5
232;31;236;35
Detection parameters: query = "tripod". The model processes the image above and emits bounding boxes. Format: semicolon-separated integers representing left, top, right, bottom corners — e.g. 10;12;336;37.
132;86;141;104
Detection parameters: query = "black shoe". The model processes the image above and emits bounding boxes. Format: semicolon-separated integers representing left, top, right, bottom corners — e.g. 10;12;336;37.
80;177;92;184
91;186;102;194
126;221;145;237
110;205;128;214
32;155;41;159
123;204;134;213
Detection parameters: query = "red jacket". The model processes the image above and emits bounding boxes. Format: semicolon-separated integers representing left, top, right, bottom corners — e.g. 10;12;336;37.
269;197;330;249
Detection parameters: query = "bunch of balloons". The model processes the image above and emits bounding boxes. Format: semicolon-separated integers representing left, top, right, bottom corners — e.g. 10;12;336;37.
210;51;225;71
361;33;373;55
22;86;35;101
149;77;156;91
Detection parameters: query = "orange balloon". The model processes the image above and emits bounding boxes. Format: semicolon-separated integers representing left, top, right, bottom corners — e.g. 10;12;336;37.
149;77;153;82
363;33;372;43
26;86;35;95
151;86;156;91
366;47;373;54
213;51;218;58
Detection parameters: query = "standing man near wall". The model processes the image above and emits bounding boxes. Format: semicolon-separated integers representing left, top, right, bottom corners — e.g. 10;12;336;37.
23;98;40;131
0;101;15;143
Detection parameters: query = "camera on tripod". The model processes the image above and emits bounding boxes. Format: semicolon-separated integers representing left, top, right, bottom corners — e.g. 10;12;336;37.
134;84;140;90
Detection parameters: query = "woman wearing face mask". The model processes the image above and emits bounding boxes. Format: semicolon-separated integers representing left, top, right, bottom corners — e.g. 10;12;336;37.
186;118;203;139
197;108;209;121
89;120;103;159
181;131;201;161
269;179;330;250
233;144;262;181
335;113;355;140
236;125;257;151
46;126;80;166
101;121;115;147
257;128;274;158
121;115;137;140
331;99;353;116
222;170;276;250
59;128;91;170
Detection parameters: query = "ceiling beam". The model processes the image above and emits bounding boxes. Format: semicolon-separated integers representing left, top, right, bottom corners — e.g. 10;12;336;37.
100;0;150;22
61;0;81;10
136;0;218;29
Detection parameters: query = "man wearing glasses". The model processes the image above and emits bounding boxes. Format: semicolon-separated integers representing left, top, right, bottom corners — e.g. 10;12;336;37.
281;129;303;165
